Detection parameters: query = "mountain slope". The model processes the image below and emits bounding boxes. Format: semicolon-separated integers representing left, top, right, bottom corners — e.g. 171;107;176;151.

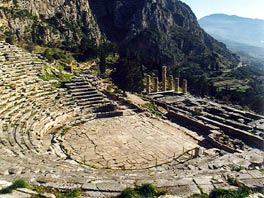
0;0;102;57
199;14;264;49
89;0;238;70
220;39;264;60
0;0;238;70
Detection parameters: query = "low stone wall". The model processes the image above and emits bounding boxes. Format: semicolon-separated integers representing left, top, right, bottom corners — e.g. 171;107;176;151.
96;111;123;118
167;111;264;150
167;110;215;133
213;121;264;150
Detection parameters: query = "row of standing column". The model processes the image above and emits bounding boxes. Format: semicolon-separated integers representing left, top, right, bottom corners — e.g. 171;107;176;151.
146;66;188;94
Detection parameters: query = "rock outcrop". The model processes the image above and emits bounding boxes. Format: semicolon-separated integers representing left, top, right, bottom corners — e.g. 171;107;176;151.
0;0;102;49
89;0;239;69
0;0;239;69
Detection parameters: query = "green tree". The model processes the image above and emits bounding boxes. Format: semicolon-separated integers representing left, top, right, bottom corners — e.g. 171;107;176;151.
5;32;16;44
99;49;106;75
112;58;144;93
99;42;118;75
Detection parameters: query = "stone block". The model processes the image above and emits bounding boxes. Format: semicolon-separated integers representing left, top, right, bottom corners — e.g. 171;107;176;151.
96;182;126;192
194;176;214;194
82;183;98;191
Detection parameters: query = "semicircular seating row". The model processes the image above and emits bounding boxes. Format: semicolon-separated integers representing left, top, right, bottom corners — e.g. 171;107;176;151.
0;41;105;158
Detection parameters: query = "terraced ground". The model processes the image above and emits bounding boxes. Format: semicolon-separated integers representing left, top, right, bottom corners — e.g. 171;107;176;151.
0;41;263;198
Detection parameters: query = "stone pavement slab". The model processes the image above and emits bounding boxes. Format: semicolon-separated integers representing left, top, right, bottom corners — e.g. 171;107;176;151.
63;115;199;169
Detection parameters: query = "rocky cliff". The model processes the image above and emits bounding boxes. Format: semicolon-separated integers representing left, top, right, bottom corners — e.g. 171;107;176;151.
89;0;239;69
0;0;238;69
0;0;102;51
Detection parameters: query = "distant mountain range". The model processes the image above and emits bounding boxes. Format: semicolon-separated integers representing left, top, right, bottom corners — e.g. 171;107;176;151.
199;14;264;59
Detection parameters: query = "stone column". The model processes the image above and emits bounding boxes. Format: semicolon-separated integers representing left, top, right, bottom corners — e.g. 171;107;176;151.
169;75;174;90
175;78;179;93
194;147;200;157
162;66;167;91
183;79;187;94
153;76;159;92
146;75;151;94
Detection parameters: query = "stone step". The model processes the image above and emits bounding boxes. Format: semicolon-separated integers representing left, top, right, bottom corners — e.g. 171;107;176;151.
203;112;253;131
71;90;98;97
0;121;10;148
73;93;102;100
3;124;25;156
0;97;26;113
204;107;253;124
69;87;97;93
1;101;27;119
169;105;192;116
198;116;264;148
12;124;26;150
77;98;105;106
65;82;90;87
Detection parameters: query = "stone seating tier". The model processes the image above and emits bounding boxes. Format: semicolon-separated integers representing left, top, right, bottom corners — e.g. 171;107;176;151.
0;41;88;158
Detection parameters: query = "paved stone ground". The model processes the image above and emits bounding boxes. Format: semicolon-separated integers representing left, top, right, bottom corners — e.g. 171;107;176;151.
126;93;148;106
62;113;199;169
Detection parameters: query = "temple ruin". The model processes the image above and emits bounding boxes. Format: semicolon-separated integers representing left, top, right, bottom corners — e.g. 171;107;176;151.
145;66;188;94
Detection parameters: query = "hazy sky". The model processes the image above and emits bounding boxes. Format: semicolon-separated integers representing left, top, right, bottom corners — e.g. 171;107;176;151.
180;0;264;20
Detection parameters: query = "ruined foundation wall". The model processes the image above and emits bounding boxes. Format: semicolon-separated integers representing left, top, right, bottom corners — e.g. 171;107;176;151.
167;111;264;150
167;111;216;133
215;123;264;150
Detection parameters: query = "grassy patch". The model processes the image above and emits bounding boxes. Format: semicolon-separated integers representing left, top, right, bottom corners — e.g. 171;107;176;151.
40;65;72;82
189;194;209;198
40;70;55;81
41;47;74;64
209;188;252;198
56;189;81;198
231;165;245;172
26;45;75;72
0;179;30;194
227;176;243;188
119;188;139;198
144;102;162;116
32;187;81;198
188;187;254;198
119;183;166;198
106;54;119;66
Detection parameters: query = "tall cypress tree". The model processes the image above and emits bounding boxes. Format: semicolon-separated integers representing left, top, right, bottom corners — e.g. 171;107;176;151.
112;57;144;92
